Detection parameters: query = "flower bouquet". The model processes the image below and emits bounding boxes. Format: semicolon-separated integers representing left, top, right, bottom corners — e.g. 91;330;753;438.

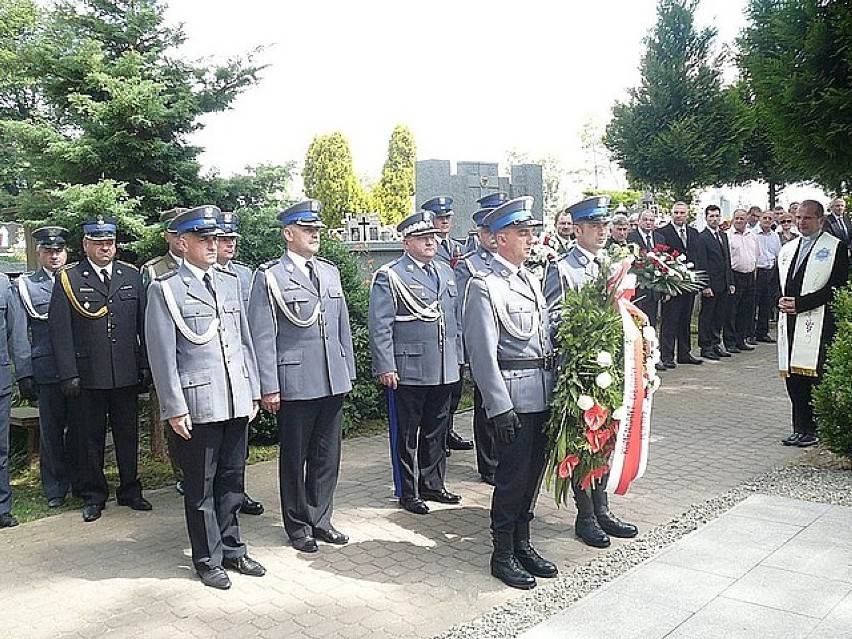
544;254;661;505
630;244;706;296
524;236;559;280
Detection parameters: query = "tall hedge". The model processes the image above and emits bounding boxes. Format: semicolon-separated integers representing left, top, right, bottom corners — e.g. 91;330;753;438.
813;286;852;458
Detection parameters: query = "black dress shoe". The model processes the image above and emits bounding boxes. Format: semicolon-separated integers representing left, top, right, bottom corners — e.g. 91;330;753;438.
400;497;430;515
745;337;758;346
737;342;755;351
447;430;474;451
420;488;461;504
240;494;264;516
781;432;802;446
197;566;231;590
575;516;611;548
82;503;104;522
291;536;318;553
677;355;703;364
756;335;776;343
47;497;65;508
700;351;720;360
796;434;819;447
117;496;152;511
597;511;639;538
726;345;741;353
481;473;496;486
0;513;19;528
313;527;349;544
223;555;266;576
713;347;732;358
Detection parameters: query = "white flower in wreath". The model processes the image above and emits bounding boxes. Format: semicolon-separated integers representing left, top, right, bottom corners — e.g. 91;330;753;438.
647;251;656;259
612;406;628;422
647;376;661;393
595;371;613;389
686;262;694;268
596;351;613;368
577;395;595;411
676;254;686;262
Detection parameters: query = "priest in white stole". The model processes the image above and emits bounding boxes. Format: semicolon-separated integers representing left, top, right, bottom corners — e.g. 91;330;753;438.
777;199;849;448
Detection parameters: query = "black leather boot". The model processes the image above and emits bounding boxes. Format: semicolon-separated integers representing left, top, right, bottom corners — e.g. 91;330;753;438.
592;477;638;539
514;521;557;578
490;531;536;589
572;484;610;548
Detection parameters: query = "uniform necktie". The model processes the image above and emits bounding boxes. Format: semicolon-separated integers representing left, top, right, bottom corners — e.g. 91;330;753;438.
306;260;320;291
645;233;653;250
679;226;687;248
100;268;110;287
203;272;216;300
424;262;438;287
838;217;848;243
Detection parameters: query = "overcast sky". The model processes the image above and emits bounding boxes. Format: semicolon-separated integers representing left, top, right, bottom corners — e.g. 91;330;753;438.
166;0;751;186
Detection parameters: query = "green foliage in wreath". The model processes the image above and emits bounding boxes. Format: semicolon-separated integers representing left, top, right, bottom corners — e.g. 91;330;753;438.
814;285;852;458
544;266;624;506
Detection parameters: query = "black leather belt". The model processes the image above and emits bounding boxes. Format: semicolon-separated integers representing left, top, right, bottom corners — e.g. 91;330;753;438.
498;355;556;371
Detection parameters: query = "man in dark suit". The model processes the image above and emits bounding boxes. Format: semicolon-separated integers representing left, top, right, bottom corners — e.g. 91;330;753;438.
627;209;664;330
658;202;702;367
420;195;473;455
778;200;849;447
369;210;463;515
694;205;734;360
14;227;75;508
49;218;151;522
822;197;852;254
249;200;356;553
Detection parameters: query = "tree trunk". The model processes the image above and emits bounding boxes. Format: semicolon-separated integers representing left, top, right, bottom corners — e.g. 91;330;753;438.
768;181;777;209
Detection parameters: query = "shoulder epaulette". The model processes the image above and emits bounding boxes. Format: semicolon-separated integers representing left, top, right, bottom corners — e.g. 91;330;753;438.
156;270;179;282
232;259;251;268
116;260;139;271
59;262;78;273
258;259;278;271
315;256;335;266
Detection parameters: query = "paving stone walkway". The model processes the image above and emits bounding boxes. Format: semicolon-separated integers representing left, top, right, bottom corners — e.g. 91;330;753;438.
1;343;803;639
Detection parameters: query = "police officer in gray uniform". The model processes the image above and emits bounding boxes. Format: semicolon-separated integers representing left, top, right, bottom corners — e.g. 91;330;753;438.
455;192;509;485
421;195;473;454
248;199;356;553
49;218;151;523
145;206;265;590
216;210;264;517
14;227;74;508
464;196;558;590
369;210;463;515
0;260;33;528
543;196;638;549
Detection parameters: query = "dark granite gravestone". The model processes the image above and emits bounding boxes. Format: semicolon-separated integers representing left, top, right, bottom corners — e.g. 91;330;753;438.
415;159;543;238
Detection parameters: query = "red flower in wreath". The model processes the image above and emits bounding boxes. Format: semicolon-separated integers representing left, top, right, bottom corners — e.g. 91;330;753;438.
580;464;610;491
557;453;580;479
583;402;609;431
586;425;614;453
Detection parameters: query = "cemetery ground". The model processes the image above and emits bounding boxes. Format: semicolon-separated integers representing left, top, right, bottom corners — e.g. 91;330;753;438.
3;343;851;639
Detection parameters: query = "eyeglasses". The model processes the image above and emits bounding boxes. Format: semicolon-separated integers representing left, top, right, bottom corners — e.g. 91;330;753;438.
781;220;792;224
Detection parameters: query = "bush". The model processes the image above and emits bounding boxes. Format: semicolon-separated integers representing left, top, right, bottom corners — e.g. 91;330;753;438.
813;285;852;458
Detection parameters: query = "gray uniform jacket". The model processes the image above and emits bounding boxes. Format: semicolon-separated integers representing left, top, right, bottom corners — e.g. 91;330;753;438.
226;261;253;309
464;263;553;418
248;253;355;401
141;252;180;288
543;246;601;312
455;248;495;362
435;236;464;265
368;253;461;386
13;268;57;384
0;274;32;394
145;264;260;423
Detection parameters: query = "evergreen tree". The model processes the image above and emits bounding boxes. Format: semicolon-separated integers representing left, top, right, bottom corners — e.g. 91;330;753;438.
0;0;265;222
303;131;371;229
373;125;415;226
604;0;746;201
739;0;852;193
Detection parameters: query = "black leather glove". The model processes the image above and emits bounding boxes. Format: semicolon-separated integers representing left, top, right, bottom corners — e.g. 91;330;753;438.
17;377;37;401
491;409;520;445
60;377;81;399
139;368;153;389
